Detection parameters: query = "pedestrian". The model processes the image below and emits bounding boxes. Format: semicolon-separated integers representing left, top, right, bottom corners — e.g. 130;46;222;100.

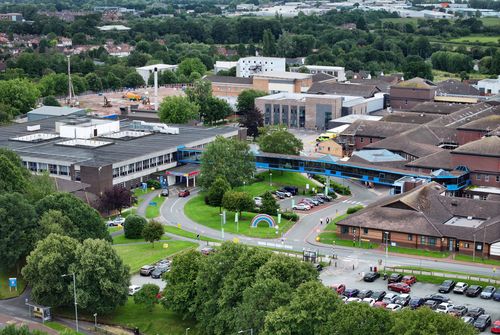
326;217;330;224
320;218;323;225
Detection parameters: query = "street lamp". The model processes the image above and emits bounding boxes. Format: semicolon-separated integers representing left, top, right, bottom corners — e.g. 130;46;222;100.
62;273;78;333
238;329;253;335
243;181;246;192
185;327;190;335
384;232;389;271
220;212;225;240
473;233;477;262
269;172;272;186
93;313;97;330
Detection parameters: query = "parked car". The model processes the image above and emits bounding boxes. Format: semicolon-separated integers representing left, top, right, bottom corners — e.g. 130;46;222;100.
388;283;411;293
438;280;456;293
465;285;483;297
331;284;346;295
253;197;263;207
346;297;362;304
436;302;454;314
424;294;450;304
201;246;215;255
128;285;141;296
316;193;333;202
480;285;496;299
409;297;425;309
362;298;376;306
388;273;403;283
278;189;292;197
343;288;360;298
494;290;500;301
461;316;475;326
300;199;315;207
453;282;469;294
156;259;171;267
283;186;298;195
273;191;286;199
160;188;169;197
423;299;439;310
466;307;485;320
363;272;381;282
394;294;411;307
474;314;491;331
107;216;125;226
305;198;319;206
383;293;399;304
386;303;402;312
448;305;468;317
373;301;388;308
357;289;373;299
178;189;190;197
139;265;155;276
151;266;169;279
491;320;500;334
371;290;386;301
292;203;311;211
312;196;324;204
402;275;417;286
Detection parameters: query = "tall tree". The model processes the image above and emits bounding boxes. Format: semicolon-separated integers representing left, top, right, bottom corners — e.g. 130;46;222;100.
327;301;393;335
0;78;39;116
0;149;29;194
38;210;75;240
158;96;200;124
98;186;133;214
222;191;254;217
124;215;147;239
403;55;433;81
200;136;255;189
258;127;303;155
206;176;231;210
177;57;207;78
260;191;279;216
134;284;160;311
237;89;267;114
262;29;276;57
142;220;164;247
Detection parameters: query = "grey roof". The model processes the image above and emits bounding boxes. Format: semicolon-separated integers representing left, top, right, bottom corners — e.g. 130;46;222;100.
405;150;453;170
308;82;380;98
436;79;480;96
349;78;393;93
352;149;405;163
312;72;336;83
427;102;500;128
409;102;466;115
457;115;500;131
381;112;441;124
451;136;500;158
205;75;253;85
0;116;238;167
28;106;85;116
340;120;415;138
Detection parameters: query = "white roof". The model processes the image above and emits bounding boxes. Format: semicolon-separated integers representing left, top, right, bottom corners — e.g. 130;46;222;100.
98;25;131;31
239;56;285;62
136;64;177;71
301;65;345;71
256;92;360;102
331;114;383;124
252;71;312;80
215;61;238;68
28;106;84;116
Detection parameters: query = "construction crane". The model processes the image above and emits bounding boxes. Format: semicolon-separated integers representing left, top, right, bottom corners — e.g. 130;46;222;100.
66;55;79;107
103;96;112;107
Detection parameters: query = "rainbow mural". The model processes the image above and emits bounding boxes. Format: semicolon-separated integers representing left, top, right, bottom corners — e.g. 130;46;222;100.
251;214;276;228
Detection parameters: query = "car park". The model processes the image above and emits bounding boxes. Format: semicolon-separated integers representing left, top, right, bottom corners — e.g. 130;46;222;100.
388;273;403;283
436;302;454;314
465;285;483;297
461;316;475;326
178;189;190;197
409;297;425;309
139;265;155;276
394;294;411;307
423;299;439;310
438;280;456;293
386;303;402;312
300;199;315;207
292;203;311;211
474;314;491;331
424;294;450;304
388;283;411;293
448;305;468;317
362;298;376;306
283;186;298;195
491;320;500;334
343;288;360;298
371;290;386;301
480;286;496;299
383;293;399;304
402;275;417;286
305;198;319;206
453;282;469;294
357;290;373;299
128;285;141;296
160;188;169;197
363;272;380;282
466;307;485;320
273;191;286;199
151;266;169;279
201;246;215;255
253;197;262;207
312;196;324;204
331;284;346;295
346;297;362;304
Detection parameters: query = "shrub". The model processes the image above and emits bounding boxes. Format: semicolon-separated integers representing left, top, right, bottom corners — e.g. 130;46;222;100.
147;179;161;189
124;214;147;239
281;211;299;222
346;205;364;214
330;181;351;195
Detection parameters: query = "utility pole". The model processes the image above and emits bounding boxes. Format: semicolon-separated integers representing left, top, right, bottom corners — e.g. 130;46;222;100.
62;273;78;333
154;67;158;112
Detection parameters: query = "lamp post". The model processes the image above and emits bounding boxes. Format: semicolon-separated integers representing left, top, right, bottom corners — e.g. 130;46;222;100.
93;313;97;330
269;172;272;186
185;327;190;335
243;181;246;192
238;329;253;335
473;233;476;262
384;232;389;270
62;273;78;333
220;212;225;240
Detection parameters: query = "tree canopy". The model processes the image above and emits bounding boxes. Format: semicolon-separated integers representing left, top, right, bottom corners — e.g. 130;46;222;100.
158;96;200;124
258;127;303;155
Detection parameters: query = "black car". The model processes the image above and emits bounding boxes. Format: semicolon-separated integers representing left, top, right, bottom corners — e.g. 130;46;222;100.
343;288;360;298
371;290;386;301
151;266;168;279
473;314;491;331
409;297;425;309
394;294;411;307
358;290;373;299
466;307;485;320
283;186;298;195
465;285;483;297
424;293;450;303
388;273;403;283
493;291;500;301
449;305;468;317
438;280;456;293
363;272;381;282
423;299;439;310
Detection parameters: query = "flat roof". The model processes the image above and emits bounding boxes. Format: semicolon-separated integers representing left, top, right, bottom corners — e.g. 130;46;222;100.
252;71;312;80
136;64;177;71
352;149;405;163
28;106;85;116
257;92;361;102
98;25;130;31
443;217;484;229
331;114;383;124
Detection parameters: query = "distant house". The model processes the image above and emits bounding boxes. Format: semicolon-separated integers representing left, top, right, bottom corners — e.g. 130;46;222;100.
390;77;437;110
475;76;500;96
316;139;343;157
0;13;23;22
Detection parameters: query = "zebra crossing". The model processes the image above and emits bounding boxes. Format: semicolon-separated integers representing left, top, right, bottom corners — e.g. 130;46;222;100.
342;199;365;206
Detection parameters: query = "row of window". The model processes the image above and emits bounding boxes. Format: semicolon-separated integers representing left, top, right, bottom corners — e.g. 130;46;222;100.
23;161;69;176
264;104;306;128
358;137;374;144
476;174;500;182
340;228;437;246
112;153;174;178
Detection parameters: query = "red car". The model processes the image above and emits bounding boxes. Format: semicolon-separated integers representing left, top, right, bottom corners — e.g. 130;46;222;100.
402;275;417;286
373;301;388;308
178;189;190;197
331;284;346;295
491;320;500;334
388;282;411;293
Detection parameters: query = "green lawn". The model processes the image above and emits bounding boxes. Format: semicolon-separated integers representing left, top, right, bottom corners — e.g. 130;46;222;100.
184;195;293;239
387;246;449;258
145;196;166;219
318;232;378;249
233;171;315;197
324;213;348;231
113;240;198;273
450;35;500;44
432;69;491;82
163;225;221;242
108;226;123;234
0;267;26;299
481;17;500;27
45;322;83;334
112;234;171;245
454;254;500;266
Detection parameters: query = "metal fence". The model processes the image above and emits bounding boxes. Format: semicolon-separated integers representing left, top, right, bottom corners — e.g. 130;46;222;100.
385;266;500;285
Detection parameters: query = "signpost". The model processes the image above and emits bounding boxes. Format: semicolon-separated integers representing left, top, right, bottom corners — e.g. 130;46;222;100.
9;278;17;292
235;212;239;233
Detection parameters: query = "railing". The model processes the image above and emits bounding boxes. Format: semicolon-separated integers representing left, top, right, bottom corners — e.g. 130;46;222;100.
385;266;500;285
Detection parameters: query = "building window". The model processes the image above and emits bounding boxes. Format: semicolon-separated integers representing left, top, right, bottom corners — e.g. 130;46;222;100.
369;138;373;143
476;174;481;181
428;237;436;246
464;242;469;248
420;236;426;245
113;168;119;178
158;155;164;165
299;106;306;128
143;159;150;169
75;170;81;181
476;243;482;251
485;175;489;182
290;106;298;127
341;226;349;234
496;176;500;183
282;105;289;125
135;161;142;172
38;163;48;172
264;104;271;125
128;164;135;174
273;105;280;125
360;137;364;143
59;166;68;176
363;228;368;235
408;234;413;241
49;164;57;174
28;161;37;172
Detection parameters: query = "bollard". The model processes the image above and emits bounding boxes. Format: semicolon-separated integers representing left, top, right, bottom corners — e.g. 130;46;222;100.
335;261;337;268
370;266;373;272
352;264;355;270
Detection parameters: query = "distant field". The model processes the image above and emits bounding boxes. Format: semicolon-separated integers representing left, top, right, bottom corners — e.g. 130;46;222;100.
381;17;419;26
481;17;500;27
450;35;500;44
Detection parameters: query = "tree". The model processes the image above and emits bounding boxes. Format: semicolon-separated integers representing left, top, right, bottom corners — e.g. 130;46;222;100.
26;172;56;203
260;191;279;216
158;96;200;124
123;72;145;88
411;36;432;59
402;55;433;81
0;149;29;194
204;97;232;125
22;234;80;307
200;136;255;189
38;210;75;240
142;220;164;247
0;325;49;334
124;215;147;239
72;32;86;45
0;78;39;116
73;238;130;314
162;249;202;319
0;193;38;269
326;301;393;335
127;51;151;67
356;15;367;30
222;191;254;216
85;73;103;92
36;193;110;242
241;107;264;139
38;73;68;97
98;186;133;214
206;176;231;210
134;284;160;311
237;90;266;138
42;96;60;106
258;127;303;155
178;58;207;77
262;29;276;56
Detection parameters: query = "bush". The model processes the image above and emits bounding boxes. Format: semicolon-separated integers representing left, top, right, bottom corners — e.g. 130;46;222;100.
281;211;299;222
330;181;351;195
147;179;161;189
346;205;364;214
312;174;326;184
124;214;147;239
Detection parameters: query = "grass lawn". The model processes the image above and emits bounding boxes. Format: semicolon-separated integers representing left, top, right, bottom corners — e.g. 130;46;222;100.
481;17;500;27
108;226;123;234
0;267;26;299
163;225;221;242
233;171;314;197
450;35;500;44
387;246;449;258
324;213;348;231
45;322;83;334
185;195;293;239
113;240;197;273
145;196;166;219
453;254;500;267
112;234;171;245
318;232;378;249
432;69;491;82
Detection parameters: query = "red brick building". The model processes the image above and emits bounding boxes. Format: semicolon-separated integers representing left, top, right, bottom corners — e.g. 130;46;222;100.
390;77;437;110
